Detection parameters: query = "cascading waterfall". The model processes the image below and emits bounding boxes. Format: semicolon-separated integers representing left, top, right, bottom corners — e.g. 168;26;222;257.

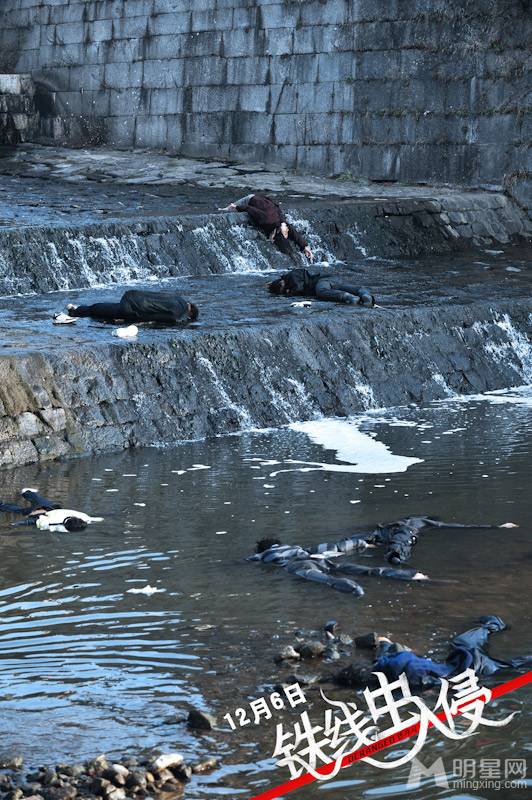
0;211;344;296
473;315;532;384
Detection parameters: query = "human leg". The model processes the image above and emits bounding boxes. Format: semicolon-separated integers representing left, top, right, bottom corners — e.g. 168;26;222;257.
68;302;125;321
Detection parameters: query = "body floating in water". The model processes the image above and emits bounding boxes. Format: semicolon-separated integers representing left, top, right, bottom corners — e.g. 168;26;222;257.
251;516;517;597
0;488;103;532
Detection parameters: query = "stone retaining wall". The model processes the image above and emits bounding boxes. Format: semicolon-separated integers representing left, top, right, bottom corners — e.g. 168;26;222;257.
0;1;530;186
0;73;38;144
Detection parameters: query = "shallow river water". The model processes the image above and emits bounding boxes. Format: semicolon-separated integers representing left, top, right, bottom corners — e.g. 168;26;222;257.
0;388;530;799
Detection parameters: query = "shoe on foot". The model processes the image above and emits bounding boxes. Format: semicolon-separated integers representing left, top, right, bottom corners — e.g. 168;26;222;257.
66;303;77;312
53;312;76;324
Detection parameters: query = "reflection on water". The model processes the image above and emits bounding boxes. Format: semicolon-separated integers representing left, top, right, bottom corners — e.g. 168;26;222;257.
0;389;530;799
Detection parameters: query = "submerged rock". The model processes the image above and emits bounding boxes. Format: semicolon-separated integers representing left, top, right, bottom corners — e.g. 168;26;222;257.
295;640;326;659
150;754;184;773
0;758;23;770
187;709;217;731
190;758;218;774
0;749;215;800
274;645;300;662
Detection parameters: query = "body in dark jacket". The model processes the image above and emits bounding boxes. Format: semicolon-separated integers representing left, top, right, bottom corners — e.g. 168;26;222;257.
68;290;199;324
268;268;375;307
220;194;314;260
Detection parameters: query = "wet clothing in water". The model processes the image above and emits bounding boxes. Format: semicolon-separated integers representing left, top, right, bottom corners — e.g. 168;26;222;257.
0;489;100;532
71;290;192;325
270;268;374;306
375;615;532;688
356;515;500;564
249;533;423;598
234;194;309;253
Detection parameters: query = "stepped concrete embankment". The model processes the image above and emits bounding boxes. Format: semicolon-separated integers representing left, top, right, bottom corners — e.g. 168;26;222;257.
0;147;530;470
0;144;531;295
0;265;530;470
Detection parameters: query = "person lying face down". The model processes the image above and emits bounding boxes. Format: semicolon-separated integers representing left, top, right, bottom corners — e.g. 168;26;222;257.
66;289;199;325
0;488;103;533
249;535;429;599
268;268;375;307
219;193;314;262
249;513;517;597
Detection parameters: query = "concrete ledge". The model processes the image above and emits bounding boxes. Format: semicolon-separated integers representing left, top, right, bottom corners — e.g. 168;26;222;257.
0;194;530;295
0;298;530;470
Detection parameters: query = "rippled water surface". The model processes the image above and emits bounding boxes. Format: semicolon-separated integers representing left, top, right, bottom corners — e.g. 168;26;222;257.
0;388;530;799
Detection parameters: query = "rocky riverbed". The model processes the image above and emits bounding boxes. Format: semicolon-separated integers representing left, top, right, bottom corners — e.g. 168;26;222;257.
0;751;219;800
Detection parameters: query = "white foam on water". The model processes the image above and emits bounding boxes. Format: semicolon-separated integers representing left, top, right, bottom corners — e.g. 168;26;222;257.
437;384;532;409
288;418;423;474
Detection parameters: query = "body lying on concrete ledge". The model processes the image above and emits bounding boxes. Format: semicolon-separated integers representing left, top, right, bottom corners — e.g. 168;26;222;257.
267;268;376;306
59;289;199;325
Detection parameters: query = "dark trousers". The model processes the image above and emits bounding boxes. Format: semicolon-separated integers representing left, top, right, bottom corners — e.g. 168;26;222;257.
72;301;131;322
314;279;373;306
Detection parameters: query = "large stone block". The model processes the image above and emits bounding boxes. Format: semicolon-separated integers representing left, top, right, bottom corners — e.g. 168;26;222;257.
222;28;259;58
263;27;293;56
258;3;302;29
165;113;184;149
107;88;143;116
297;83;334;114
105;38;144;63
239;84;270;113
233;6;259;28
270;83;298;114
191;8;235;32
90;19;114;43
113;16;151;40
226;56;270;85
183;111;227;143
143;59;184;88
192;85;239;113
144;34;181;61
269;54;319;84
184;56;226;86
149;87;183;115
232;110;275;143
134;113;168;147
317;51;356;83
54;21;88;45
300;0;349;26
49;3;86;25
181;30;223;57
104;61;143;89
69;64;105;91
149;11;192;36
273;112;306;145
104;114;136;146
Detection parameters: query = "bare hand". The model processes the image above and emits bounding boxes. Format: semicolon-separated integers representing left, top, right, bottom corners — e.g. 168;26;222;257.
304;246;314;262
